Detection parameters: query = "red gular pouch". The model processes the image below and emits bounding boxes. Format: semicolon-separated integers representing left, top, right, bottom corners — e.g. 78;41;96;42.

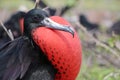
19;18;24;34
32;16;82;80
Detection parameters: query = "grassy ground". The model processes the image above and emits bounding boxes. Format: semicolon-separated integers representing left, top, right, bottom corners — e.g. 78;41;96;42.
0;0;34;10
76;54;120;80
0;0;120;80
44;0;120;11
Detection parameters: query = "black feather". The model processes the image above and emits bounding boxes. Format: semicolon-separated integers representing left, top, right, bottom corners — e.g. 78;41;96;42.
0;37;32;80
0;36;56;80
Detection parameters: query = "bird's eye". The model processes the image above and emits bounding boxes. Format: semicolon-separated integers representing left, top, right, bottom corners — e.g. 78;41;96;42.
32;16;44;22
32;16;40;22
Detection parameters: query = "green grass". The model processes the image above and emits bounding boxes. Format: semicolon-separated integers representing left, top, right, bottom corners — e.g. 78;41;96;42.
0;0;34;10
82;0;120;11
77;67;120;80
44;0;120;11
76;60;120;80
0;0;120;11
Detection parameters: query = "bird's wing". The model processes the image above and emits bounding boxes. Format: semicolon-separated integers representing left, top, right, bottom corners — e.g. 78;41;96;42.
0;37;33;80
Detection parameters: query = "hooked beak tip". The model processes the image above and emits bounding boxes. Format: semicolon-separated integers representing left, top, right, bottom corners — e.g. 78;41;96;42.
68;27;75;37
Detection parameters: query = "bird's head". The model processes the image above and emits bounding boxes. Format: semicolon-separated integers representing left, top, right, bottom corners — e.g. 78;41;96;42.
23;8;74;37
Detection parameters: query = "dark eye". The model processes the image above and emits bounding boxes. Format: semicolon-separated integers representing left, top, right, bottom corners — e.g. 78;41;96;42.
32;16;40;22
32;16;44;22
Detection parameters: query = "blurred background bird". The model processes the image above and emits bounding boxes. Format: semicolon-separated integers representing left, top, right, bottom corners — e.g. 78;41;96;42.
79;14;99;31
0;11;25;45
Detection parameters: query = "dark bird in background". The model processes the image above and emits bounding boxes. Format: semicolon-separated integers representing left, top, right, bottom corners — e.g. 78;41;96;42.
79;14;99;30
0;11;25;45
0;1;82;80
59;6;72;16
108;20;120;35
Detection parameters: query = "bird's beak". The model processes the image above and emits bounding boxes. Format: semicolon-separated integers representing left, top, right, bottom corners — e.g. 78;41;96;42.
41;18;74;37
